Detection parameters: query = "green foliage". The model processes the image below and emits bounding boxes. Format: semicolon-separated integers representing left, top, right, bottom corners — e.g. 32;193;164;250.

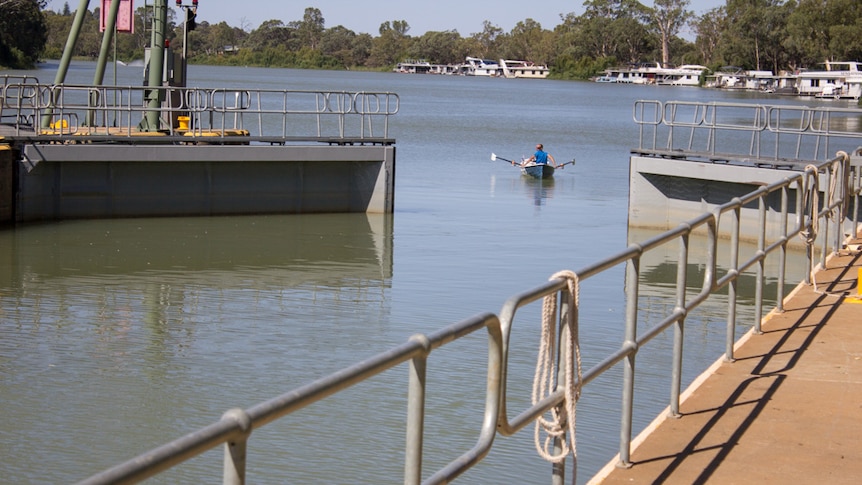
553;55;617;80
19;1;862;79
0;0;48;68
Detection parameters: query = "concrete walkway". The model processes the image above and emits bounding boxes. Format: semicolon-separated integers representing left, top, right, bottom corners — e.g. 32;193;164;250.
590;234;862;484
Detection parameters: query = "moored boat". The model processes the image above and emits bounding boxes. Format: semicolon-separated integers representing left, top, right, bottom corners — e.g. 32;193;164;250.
461;57;502;76
499;59;550;79
795;61;862;100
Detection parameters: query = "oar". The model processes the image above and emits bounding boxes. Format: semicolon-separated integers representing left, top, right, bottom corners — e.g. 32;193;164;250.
556;158;576;169
491;153;519;165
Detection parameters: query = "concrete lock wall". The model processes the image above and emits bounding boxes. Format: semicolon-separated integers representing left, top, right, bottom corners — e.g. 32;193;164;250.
0;145;13;224
628;155;857;250
15;144;395;222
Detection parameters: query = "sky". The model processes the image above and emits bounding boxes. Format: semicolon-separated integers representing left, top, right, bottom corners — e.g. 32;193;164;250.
46;0;727;36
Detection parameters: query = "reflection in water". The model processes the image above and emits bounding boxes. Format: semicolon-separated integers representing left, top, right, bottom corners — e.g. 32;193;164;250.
0;213;394;483
523;176;555;207
0;213;393;286
627;225;808;368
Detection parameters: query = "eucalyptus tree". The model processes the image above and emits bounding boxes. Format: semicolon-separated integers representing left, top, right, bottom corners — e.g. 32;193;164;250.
720;0;786;71
785;0;862;68
0;0;47;67
320;25;358;66
578;0;652;63
295;7;325;51
407;30;461;65
245;19;293;51
506;18;554;65
469;20;503;58
648;0;693;66
351;33;373;67
692;7;724;67
367;20;410;67
203;21;245;56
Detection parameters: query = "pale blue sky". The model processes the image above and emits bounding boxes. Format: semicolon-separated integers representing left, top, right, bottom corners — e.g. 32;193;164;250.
46;0;726;36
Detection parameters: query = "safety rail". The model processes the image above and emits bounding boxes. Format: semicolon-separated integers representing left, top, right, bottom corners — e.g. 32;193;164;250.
74;149;861;484
0;82;398;143
0;75;39;125
634;100;862;166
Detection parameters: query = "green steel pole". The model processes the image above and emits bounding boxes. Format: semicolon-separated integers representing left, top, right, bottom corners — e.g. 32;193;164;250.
93;0;122;86
42;0;92;128
89;0;123;126
142;0;168;132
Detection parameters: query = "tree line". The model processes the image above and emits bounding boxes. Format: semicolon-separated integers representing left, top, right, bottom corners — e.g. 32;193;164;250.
2;1;862;79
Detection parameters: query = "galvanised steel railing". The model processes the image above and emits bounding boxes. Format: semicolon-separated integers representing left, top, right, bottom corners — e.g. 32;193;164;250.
0;81;398;143
74;150;861;484
0;75;39;125
634;100;862;165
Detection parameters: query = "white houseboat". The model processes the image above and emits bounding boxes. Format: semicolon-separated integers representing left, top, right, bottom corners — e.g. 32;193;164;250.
596;62;663;84
597;62;704;85
499;59;549;79
705;68;776;91
655;64;708;86
794;61;862;100
461;57;502;76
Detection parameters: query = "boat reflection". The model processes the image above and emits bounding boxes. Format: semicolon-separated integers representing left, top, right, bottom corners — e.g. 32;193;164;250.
522;176;555;207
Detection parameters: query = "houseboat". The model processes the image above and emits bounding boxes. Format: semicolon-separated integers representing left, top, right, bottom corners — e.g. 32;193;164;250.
461;57;502;76
655;64;708;86
705;67;776;92
499;59;549;79
794;61;862;100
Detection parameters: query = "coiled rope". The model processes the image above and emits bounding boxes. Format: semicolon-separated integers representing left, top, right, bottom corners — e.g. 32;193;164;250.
533;270;582;481
800;153;850;294
800;164;821;291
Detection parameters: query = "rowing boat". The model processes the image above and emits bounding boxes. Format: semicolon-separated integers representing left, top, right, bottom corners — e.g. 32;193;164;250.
521;162;555;179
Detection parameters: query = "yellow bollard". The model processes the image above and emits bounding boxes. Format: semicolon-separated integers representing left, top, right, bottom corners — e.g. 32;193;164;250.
848;268;862;304
177;116;190;131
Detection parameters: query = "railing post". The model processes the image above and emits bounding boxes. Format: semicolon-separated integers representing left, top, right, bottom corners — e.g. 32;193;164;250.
727;205;741;359
776;185;789;312
617;254;640;468
222;408;252;485
754;197;766;334
670;233;689;417
405;334;431;485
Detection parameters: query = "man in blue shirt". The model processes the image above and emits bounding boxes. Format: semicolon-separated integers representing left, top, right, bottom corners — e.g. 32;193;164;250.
526;144;557;166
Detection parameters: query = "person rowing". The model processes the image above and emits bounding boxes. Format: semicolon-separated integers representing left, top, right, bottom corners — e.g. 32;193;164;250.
516;144;558;167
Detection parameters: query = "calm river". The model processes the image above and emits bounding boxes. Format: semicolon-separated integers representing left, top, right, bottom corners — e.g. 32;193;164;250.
0;62;839;483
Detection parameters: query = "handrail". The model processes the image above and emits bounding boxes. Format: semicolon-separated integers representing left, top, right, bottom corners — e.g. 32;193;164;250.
634;100;862;165
72;148;862;484
0;82;399;143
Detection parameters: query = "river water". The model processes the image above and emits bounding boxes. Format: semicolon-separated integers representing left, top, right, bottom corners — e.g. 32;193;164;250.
0;63;845;483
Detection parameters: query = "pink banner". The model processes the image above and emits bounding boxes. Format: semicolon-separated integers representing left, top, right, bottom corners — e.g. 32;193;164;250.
100;0;134;33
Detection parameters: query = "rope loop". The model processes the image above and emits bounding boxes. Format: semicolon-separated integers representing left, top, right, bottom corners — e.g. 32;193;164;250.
800;164;821;290
800;164;820;247
533;270;582;475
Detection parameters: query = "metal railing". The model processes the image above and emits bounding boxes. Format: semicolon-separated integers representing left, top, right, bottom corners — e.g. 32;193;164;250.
0;81;398;143
74;149;861;484
0;75;39;125
634;100;862;166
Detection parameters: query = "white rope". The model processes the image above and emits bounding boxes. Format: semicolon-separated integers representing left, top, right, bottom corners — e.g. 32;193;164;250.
800;164;821;292
800;154;852;295
532;270;582;482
